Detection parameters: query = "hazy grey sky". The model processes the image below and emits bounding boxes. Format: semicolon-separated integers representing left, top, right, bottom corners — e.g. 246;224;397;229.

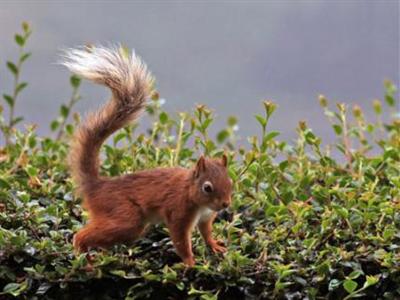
0;1;398;144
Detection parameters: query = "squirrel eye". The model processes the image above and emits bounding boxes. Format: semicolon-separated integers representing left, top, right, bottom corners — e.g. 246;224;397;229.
202;181;213;194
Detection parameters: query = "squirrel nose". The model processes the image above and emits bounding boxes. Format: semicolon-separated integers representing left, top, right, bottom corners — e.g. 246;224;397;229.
222;202;229;208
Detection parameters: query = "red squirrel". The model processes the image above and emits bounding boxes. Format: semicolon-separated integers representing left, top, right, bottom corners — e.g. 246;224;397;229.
61;46;232;266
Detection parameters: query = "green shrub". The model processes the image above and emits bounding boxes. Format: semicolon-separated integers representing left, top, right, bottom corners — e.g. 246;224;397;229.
1;23;399;300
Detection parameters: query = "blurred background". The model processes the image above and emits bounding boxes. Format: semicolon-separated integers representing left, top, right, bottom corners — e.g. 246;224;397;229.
0;1;398;144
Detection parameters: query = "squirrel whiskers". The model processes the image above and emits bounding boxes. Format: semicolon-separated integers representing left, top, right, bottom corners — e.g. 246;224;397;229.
61;45;232;266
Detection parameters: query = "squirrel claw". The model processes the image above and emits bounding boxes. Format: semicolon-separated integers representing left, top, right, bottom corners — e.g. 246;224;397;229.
209;240;227;253
183;257;195;267
216;239;225;246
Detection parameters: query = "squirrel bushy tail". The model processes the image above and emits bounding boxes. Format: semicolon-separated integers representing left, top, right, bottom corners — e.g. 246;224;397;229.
61;46;154;192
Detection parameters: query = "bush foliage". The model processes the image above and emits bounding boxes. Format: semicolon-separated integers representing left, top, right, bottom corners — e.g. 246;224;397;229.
1;23;400;300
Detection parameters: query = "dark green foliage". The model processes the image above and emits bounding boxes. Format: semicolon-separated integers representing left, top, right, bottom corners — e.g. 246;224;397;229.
1;23;400;300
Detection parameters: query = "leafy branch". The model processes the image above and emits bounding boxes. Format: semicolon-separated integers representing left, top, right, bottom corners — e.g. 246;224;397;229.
51;75;82;140
1;22;31;145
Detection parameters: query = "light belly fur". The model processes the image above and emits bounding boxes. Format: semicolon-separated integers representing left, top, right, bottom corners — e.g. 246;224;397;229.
192;207;214;228
146;207;214;227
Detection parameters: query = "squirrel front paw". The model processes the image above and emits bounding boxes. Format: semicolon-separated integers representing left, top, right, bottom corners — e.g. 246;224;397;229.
183;256;195;267
208;239;227;253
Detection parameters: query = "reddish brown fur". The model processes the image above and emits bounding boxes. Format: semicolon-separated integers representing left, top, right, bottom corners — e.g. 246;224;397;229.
64;46;233;266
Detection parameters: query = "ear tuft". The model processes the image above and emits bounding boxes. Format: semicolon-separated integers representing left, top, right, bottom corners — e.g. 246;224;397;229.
194;155;206;177
221;154;228;167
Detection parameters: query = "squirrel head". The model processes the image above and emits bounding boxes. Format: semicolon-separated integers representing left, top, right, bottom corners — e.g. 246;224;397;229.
191;154;232;211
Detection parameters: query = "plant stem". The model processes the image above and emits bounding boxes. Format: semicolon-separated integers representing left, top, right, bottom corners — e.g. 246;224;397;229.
8;48;23;130
173;115;185;165
341;113;353;166
56;88;80;141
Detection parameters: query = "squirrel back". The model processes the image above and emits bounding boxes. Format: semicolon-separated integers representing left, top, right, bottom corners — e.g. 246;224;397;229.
61;46;154;193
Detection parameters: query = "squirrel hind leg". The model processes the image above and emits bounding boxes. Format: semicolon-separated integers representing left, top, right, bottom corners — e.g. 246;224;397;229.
73;217;145;252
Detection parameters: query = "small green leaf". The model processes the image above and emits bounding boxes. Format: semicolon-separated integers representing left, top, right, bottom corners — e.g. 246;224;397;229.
328;279;341;291
26;165;38;177
334;205;349;219
16;82;28;94
217;129;229;143
343;279;357;293
70;75;81;88
279;160;289;171
11;116;24;126
366;124;375;133
227;116;237;126
15;34;25;47
201;118;212;132
2;283;21;296
255;114;267;128
383;227;395;240
60;105;69;118
264;131;280;142
281;269;296;279
364;275;379;287
159;112;168;124
3;94;14;107
7;61;18;75
263;101;277;118
28;135;37;148
176;282;185;291
372;99;382;115
22;21;30;33
347;270;363;280
0;178;11;189
20;52;31;63
109;270;126;277
385;94;395;107
65;124;74;135
50;120;59;131
2;280;28;297
113;132;126;145
332;124;342;135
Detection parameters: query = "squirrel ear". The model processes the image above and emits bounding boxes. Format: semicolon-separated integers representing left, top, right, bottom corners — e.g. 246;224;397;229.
194;155;206;177
221;154;228;167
